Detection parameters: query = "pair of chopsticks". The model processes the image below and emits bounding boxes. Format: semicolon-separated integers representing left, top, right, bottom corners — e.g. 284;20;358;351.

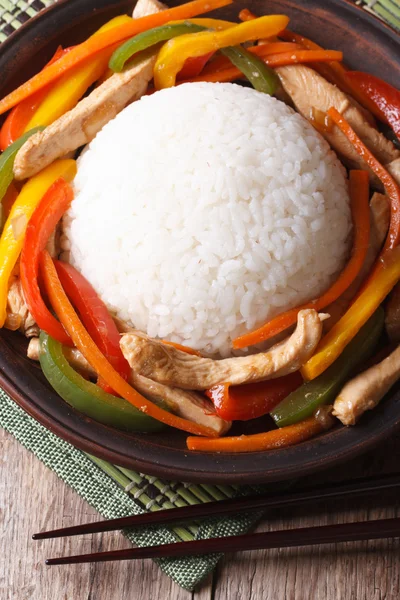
34;472;400;565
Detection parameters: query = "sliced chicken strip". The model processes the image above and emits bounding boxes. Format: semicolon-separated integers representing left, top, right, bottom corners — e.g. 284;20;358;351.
333;344;400;425
120;309;325;390
13;0;165;181
324;192;390;331
276;65;400;177
28;336;230;435
5;277;38;337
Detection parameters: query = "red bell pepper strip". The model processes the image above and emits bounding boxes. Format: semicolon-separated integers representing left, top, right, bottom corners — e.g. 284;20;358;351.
0;47;72;150
346;71;400;140
206;372;303;421
54;259;131;393
177;52;215;79
40;249;217;438
20;178;73;346
1;182;18;222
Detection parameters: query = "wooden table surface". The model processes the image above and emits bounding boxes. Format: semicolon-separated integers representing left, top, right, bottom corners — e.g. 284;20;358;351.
1;426;400;600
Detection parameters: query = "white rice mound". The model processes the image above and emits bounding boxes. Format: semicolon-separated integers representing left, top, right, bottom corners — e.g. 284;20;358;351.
63;82;352;357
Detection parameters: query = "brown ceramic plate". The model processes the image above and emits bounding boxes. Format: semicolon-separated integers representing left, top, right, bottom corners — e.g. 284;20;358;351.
1;0;400;483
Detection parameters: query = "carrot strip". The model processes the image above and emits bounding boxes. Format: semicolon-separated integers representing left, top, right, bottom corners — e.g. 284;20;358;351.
0;0;232;116
328;107;400;251
162;340;202;356
187;415;324;452
201;42;301;74
40;250;216;438
238;8;258;22
186;49;343;83
233;170;370;349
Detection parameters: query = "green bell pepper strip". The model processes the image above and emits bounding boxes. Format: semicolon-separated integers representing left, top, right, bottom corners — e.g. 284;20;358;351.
39;331;165;433
0;127;44;204
270;307;385;428
109;22;206;72
220;45;279;94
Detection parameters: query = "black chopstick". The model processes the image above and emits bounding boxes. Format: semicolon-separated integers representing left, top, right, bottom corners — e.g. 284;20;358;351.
45;517;400;565
33;472;400;540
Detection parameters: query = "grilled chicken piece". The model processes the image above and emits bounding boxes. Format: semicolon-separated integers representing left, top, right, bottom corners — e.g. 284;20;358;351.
5;277;38;337
28;336;230;435
120;309;325;390
276;65;400;177
333;344;400;425
385;283;400;343
13;0;165;181
324;193;390;331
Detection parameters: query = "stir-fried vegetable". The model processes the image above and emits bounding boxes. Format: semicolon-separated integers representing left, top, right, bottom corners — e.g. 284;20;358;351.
54;259;131;393
220;45;279;94
39;332;164;432
40;249;218;437
186;48;344;83
0;127;43;203
346;71;400;141
206;372;303;421
0;0;232;115
154;15;289;89
302;247;400;380
233;170;370;348
186;413;333;452
109;22;207;72
0;159;76;328
328;107;400;250
271;308;384;427
20;177;73;345
0;47;69;150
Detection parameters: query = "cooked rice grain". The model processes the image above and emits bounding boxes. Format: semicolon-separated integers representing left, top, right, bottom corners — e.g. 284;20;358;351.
63;83;351;356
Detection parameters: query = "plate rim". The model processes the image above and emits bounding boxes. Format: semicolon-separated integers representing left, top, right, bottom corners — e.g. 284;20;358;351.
1;0;400;483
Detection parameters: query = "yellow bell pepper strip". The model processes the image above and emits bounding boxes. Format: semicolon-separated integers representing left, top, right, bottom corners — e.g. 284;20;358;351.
328;107;400;251
154;14;290;89
301;246;400;381
186;413;332;452
0;159;76;327
0;0;233;116
40;249;218;438
24;15;133;131
233;170;370;349
109;22;207;73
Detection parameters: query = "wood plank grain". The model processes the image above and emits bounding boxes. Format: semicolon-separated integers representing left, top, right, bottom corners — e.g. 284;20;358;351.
0;428;196;600
213;434;400;600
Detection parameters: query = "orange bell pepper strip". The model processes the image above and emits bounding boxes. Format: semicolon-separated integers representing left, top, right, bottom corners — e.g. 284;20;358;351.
0;0;233;116
186;414;326;452
233;170;370;349
328;107;400;251
40;250;217;438
154;15;290;89
301;246;400;380
185;49;343;84
0;46;71;150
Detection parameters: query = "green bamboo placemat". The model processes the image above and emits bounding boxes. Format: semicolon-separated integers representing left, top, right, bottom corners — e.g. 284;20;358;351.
0;0;399;591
